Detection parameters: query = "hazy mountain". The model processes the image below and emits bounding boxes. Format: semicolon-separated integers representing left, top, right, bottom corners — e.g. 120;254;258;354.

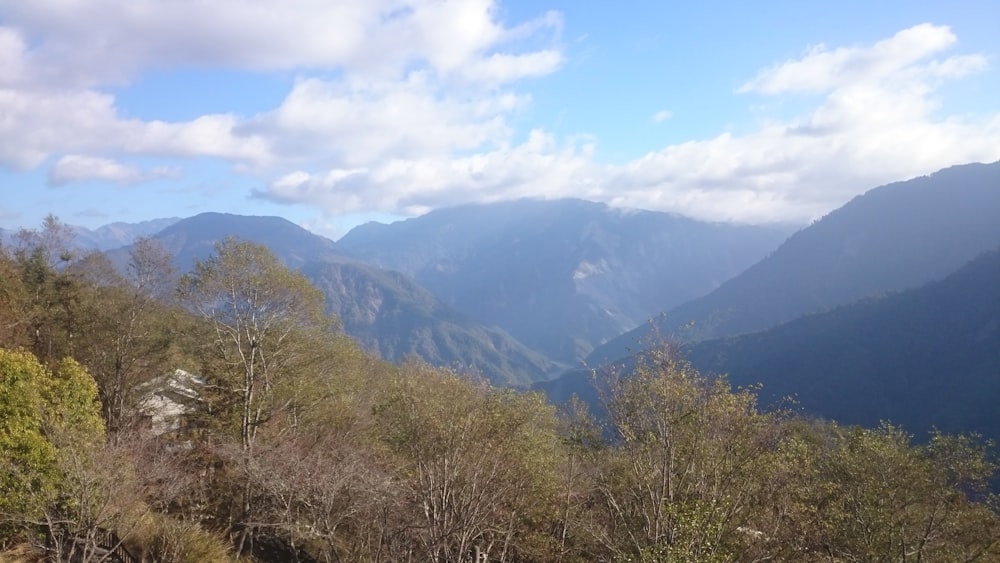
589;161;1000;365
685;247;1000;442
149;212;346;269
338;199;792;364
303;260;555;387
115;212;554;386
1;217;180;252
72;218;181;250
538;248;1000;444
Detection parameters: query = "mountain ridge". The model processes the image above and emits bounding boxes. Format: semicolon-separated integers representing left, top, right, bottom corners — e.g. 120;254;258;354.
108;212;556;386
686;246;1000;441
588;160;1000;365
339;198;793;363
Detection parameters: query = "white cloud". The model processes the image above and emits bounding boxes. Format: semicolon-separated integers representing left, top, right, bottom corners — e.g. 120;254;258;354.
0;0;561;185
652;109;673;123
48;155;180;186
605;24;1000;223
241;76;527;167
737;23;981;95
253;23;1000;225
255;130;601;215
0;86;270;170
0;5;997;228
2;0;561;85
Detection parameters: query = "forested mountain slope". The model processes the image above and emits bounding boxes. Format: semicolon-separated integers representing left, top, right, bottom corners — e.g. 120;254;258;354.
111;213;555;385
339;198;792;363
686;248;1000;441
590;161;1000;364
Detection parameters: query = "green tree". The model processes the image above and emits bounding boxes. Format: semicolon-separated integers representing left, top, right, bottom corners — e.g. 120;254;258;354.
11;216;81;364
177;238;336;556
374;362;564;562
0;349;106;548
593;345;784;562
0;349;60;521
0;247;31;349
178;237;332;453
69;239;179;435
808;423;1000;561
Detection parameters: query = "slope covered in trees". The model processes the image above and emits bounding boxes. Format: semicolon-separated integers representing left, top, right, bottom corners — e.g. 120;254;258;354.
109;212;556;385
339;198;792;363
686;247;1000;442
1;219;998;562
590;161;1000;365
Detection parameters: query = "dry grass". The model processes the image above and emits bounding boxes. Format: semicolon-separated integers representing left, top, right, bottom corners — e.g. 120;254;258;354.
129;513;234;563
0;543;44;563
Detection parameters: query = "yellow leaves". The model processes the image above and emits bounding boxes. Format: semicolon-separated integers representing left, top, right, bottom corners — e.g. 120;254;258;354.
41;357;105;447
0;348;105;518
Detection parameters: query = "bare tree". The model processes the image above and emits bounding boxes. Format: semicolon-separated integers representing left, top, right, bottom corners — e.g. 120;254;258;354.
177;238;335;557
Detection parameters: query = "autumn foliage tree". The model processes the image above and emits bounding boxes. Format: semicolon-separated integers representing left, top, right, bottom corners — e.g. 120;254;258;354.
178;237;338;556
373;362;565;563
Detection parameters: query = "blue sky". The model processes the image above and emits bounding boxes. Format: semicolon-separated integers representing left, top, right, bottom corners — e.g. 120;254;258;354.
1;0;998;239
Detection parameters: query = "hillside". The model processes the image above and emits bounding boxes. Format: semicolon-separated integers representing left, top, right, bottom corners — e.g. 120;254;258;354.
112;213;555;385
589;161;1000;364
303;259;555;386
339;198;792;363
687;247;1000;441
540;248;1000;445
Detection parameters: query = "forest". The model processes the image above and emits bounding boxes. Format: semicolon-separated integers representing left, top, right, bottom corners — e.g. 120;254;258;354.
1;218;999;562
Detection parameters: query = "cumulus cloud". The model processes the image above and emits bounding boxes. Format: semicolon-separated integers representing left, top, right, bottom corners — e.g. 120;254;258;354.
254;130;601;215
252;24;1000;224
48;155;180;186
0;86;270;169
2;0;562;85
0;0;562;189
739;24;988;97
601;23;1000;223
240;76;527;167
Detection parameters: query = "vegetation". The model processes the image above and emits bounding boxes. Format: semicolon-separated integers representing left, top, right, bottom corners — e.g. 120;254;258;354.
686;248;1000;442
1;218;998;561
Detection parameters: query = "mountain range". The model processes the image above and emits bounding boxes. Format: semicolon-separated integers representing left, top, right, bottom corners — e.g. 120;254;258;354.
338;199;791;363
107;212;555;387
20;160;1000;443
588;161;1000;365
536;160;1000;447
1;217;180;252
685;247;1000;441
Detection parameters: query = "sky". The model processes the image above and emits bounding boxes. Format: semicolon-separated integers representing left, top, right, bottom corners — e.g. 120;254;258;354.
1;0;998;239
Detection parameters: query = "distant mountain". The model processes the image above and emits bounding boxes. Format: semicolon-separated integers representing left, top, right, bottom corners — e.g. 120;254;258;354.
303;260;554;386
589;161;1000;365
685;247;1000;442
339;199;792;364
149;212;345;269
112;212;554;386
72;218;181;251
1;217;180;252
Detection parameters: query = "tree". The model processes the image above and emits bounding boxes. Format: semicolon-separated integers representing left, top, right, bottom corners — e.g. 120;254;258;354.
10;216;82;364
805;423;1000;561
0;348;110;555
374;362;564;563
177;237;335;556
69;238;179;435
0;349;60;523
0;248;31;349
592;345;784;561
178;237;332;452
